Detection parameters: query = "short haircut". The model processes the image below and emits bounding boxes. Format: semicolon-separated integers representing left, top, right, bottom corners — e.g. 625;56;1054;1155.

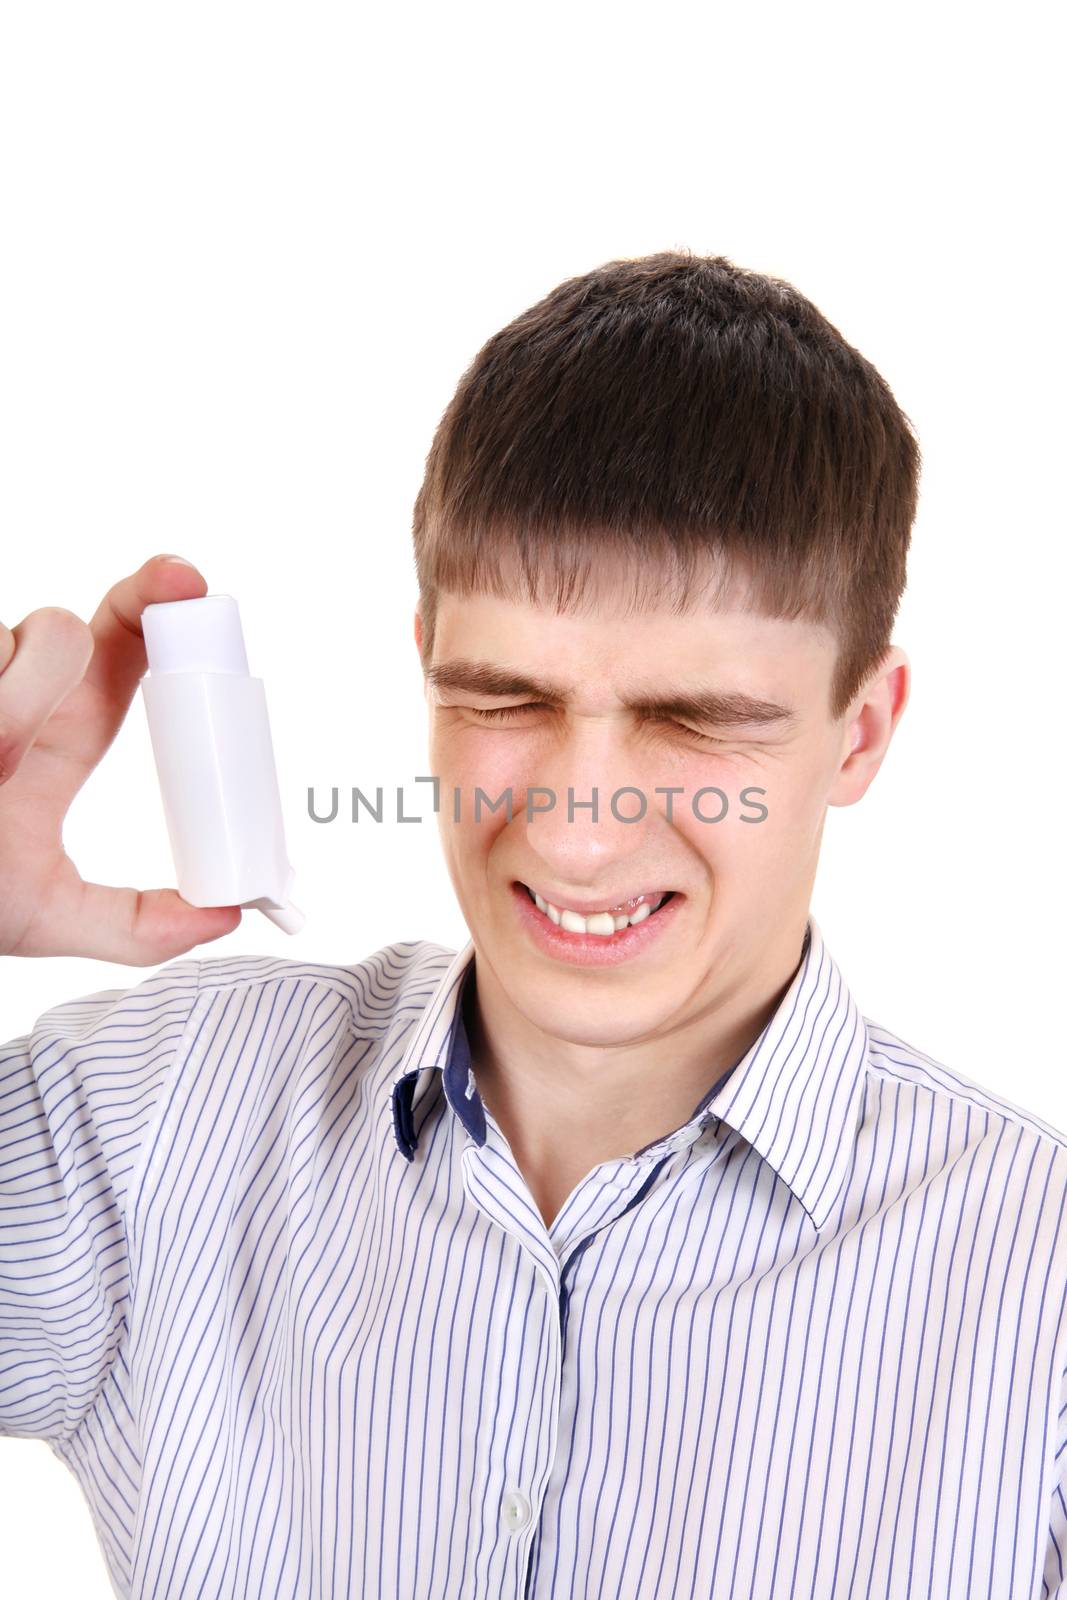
412;249;921;716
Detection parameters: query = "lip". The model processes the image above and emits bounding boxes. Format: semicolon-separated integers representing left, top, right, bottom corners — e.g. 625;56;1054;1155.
509;880;684;967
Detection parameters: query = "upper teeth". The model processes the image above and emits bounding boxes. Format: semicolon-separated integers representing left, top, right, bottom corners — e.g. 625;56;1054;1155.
528;887;668;937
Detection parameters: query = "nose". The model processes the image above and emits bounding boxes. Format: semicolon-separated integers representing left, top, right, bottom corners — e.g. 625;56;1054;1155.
520;718;660;893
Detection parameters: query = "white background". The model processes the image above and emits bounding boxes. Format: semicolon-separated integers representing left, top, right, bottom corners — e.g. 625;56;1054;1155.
1;1;1063;1592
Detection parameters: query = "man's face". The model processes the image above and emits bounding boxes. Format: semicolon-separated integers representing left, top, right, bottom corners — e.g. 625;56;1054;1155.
419;562;883;1049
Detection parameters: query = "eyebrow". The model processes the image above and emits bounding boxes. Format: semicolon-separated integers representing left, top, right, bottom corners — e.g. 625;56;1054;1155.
425;659;797;728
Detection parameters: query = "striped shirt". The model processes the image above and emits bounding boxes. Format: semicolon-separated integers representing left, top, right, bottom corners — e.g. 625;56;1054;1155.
3;917;1067;1599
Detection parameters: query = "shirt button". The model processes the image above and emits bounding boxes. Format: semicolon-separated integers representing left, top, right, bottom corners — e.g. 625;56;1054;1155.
501;1490;532;1534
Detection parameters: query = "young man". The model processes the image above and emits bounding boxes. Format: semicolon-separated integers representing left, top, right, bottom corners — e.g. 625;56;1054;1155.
2;251;1066;1599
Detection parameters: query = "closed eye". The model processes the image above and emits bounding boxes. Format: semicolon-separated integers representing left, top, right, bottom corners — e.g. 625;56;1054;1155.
646;717;731;748
465;703;546;723
465;705;731;746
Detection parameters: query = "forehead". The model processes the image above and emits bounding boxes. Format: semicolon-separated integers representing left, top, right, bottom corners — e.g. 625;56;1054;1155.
431;580;838;707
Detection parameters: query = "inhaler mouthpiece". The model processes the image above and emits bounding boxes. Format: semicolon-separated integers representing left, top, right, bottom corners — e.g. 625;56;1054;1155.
140;595;304;935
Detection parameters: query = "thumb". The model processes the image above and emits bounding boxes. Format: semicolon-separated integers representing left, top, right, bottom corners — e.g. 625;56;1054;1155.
62;883;243;965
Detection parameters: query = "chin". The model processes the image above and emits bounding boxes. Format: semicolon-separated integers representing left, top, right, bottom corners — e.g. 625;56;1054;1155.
509;969;674;1043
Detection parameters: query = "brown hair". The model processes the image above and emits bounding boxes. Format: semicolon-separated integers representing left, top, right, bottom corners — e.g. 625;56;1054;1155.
412;249;921;716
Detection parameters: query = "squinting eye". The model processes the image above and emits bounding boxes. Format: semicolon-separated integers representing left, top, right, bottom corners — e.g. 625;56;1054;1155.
655;719;730;747
464;707;731;743
466;703;545;723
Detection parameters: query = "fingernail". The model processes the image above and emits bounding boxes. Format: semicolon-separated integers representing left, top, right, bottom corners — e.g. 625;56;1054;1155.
157;554;196;567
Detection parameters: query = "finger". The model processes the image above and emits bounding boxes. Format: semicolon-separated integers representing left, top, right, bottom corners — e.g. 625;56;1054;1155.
54;883;242;966
17;554;209;789
0;608;95;785
76;553;209;761
0;618;15;673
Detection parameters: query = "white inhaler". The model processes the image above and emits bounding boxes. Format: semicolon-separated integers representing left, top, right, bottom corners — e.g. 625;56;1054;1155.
139;594;305;934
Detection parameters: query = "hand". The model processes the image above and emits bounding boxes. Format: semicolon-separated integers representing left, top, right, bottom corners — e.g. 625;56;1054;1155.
0;554;243;963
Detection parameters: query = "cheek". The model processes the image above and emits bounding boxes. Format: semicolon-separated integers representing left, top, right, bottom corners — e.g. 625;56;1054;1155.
669;772;821;877
432;724;512;777
670;807;764;877
431;729;560;812
431;737;522;869
728;777;828;877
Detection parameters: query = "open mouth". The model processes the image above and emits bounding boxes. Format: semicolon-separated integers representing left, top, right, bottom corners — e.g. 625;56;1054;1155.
518;881;678;938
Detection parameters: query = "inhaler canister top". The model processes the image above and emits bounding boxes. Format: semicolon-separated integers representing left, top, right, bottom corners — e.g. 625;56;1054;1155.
141;594;250;677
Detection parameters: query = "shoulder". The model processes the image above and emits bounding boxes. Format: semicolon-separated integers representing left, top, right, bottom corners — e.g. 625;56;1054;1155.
864;1015;1067;1157
24;940;465;1107
180;937;461;1034
863;1021;1067;1338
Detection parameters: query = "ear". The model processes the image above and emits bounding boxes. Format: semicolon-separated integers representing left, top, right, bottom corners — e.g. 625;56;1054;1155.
413;605;423;657
827;646;910;808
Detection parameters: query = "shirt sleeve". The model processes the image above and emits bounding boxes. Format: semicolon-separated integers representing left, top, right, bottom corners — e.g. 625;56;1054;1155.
0;958;202;1443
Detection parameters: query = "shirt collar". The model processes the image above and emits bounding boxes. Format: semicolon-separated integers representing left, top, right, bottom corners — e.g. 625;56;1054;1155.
389;916;869;1233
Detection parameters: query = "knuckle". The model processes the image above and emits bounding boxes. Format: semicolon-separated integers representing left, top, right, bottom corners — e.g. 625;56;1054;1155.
21;607;94;680
28;606;93;652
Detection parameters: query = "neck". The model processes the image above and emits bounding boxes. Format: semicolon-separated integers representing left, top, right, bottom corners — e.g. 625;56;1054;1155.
462;920;809;1229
